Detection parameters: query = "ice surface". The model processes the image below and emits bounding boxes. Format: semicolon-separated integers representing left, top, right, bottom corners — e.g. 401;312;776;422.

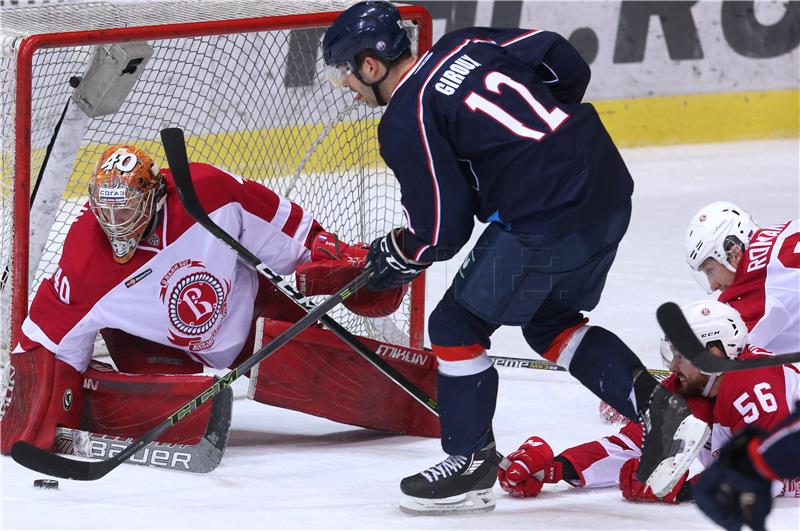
2;139;798;530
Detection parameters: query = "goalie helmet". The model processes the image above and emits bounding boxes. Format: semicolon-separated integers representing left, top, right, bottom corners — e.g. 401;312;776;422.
88;145;166;264
322;1;411;76
684;201;758;273
660;300;748;368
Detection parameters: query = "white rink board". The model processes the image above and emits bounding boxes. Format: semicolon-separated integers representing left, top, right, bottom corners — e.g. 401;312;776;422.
2;140;799;529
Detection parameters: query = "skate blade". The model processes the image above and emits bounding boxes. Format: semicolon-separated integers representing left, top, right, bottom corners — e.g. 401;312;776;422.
646;415;710;497
399;488;496;516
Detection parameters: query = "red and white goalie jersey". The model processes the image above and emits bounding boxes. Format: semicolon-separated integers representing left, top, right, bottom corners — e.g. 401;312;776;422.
16;163;318;372
560;347;800;496
719;220;800;355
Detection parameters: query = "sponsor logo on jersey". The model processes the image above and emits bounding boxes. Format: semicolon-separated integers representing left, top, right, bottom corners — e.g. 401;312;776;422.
434;54;481;96
146;233;160;247
125;268;152;288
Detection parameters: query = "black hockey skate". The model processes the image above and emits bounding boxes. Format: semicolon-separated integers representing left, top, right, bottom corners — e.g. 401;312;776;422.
638;385;710;498
399;438;499;515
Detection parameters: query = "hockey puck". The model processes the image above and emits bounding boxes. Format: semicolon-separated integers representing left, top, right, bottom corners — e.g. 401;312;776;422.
33;479;59;490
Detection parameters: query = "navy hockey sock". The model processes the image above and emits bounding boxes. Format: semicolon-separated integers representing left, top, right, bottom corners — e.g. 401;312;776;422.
567;326;645;421
438;366;498;456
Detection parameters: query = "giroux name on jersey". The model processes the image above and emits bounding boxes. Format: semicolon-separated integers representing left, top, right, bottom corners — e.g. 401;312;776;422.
434;54;482;95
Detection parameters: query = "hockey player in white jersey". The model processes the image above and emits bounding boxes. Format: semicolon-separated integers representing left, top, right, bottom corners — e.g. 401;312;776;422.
0;144;433;456
685;201;800;354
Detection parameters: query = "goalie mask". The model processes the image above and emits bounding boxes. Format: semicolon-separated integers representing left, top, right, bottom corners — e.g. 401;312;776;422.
89;145;166;264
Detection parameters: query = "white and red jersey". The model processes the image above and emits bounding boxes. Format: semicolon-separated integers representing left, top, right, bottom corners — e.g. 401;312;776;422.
16;163;319;372
719;220;800;355
710;347;800;456
559;347;800;496
558;375;716;488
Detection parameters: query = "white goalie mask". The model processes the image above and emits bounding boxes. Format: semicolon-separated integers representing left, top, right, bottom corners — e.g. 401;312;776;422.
685;201;758;273
660;300;748;370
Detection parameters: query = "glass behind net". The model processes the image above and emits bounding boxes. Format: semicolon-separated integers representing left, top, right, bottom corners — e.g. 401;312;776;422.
1;19;419;357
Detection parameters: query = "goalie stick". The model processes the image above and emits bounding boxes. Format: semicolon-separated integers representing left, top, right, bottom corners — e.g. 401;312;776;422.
161;127;439;416
656;302;800;373
11;261;371;480
54;382;232;474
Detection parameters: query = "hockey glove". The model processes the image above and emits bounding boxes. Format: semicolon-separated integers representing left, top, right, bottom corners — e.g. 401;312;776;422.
620;458;691;504
694;428;772;531
498;436;561;498
366;229;430;292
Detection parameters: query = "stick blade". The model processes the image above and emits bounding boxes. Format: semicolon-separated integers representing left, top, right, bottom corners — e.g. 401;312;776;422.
657;302;800;373
656;302;705;358
11;441;113;481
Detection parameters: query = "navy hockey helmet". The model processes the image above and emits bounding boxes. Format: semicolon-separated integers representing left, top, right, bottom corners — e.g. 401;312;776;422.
322;1;411;73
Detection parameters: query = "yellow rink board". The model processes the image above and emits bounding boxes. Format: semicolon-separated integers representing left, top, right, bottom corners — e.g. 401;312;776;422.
596;89;799;148
48;88;799;199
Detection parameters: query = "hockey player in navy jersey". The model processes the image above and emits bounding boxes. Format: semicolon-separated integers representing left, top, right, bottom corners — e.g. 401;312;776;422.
323;1;710;514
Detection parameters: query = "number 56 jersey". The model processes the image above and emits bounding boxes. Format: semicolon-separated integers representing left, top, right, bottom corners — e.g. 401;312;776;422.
16;163;318;372
379;27;633;263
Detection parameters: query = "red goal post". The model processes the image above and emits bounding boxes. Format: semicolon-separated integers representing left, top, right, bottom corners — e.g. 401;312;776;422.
1;1;433;354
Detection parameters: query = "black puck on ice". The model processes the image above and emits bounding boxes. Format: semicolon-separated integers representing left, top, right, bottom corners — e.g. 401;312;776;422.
33;479;59;490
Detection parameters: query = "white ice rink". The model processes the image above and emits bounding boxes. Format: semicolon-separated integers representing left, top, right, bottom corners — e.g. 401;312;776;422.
2;139;799;530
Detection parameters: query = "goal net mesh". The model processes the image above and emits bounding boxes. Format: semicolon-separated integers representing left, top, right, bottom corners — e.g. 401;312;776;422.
0;0;426;360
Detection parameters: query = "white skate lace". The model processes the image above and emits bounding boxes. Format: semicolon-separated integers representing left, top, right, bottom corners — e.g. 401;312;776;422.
420;455;468;483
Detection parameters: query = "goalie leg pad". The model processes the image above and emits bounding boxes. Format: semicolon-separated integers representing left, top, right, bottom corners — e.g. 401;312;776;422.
249;318;439;437
81;360;225;445
1;347;83;454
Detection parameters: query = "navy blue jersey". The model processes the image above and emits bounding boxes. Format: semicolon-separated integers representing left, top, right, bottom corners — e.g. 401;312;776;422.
379;28;634;262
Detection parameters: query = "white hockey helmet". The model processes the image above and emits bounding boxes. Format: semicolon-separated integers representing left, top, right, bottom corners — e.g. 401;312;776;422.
660;300;748;368
685;201;758;273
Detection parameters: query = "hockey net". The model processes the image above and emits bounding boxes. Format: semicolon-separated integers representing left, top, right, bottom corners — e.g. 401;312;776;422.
0;0;432;365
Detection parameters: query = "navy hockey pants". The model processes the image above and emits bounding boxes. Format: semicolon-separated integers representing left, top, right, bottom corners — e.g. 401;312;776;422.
430;199;646;455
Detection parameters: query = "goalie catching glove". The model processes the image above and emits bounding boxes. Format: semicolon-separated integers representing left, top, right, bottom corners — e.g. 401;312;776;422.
295;231;407;317
366;229;430;292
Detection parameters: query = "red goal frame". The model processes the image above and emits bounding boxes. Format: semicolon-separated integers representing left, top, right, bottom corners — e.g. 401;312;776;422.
10;5;433;349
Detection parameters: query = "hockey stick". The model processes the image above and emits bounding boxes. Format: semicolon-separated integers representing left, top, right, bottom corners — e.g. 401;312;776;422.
11;266;370;479
54;380;232;474
488;354;672;380
656;302;800;373
161;127;439;416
